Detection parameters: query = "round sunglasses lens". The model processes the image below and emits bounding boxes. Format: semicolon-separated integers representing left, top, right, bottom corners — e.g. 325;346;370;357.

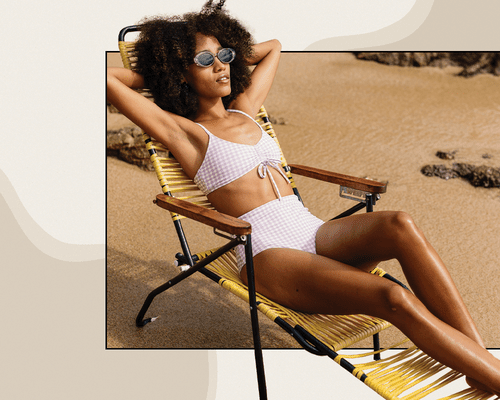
218;48;235;63
196;52;214;66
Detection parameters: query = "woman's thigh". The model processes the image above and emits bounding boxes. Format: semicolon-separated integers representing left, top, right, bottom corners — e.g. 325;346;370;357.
241;247;401;317
315;210;415;271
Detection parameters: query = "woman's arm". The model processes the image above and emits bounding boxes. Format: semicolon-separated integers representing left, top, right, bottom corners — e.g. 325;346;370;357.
231;39;282;117
107;67;203;176
107;67;183;139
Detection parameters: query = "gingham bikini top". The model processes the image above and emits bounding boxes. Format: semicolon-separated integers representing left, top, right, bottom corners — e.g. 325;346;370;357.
193;109;290;198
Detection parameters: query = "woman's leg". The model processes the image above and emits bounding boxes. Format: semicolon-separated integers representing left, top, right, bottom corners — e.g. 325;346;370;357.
314;210;493;391
241;248;500;394
315;210;485;347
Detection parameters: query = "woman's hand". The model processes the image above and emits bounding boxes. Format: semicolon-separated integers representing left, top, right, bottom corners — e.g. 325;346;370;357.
247;39;282;66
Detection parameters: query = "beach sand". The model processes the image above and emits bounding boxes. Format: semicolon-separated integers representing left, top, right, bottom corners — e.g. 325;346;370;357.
107;52;500;349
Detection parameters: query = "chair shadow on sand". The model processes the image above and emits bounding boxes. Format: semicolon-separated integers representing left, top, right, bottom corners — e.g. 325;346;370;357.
106;246;300;349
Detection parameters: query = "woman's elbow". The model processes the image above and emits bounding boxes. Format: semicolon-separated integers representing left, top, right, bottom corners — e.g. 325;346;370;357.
271;39;282;52
106;67;144;89
107;67;119;79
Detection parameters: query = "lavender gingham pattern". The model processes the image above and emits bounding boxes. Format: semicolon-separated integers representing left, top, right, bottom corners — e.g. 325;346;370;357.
234;195;324;271
193;109;286;196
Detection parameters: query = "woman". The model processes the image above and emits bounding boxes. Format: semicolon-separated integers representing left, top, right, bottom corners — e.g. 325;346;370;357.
107;1;500;394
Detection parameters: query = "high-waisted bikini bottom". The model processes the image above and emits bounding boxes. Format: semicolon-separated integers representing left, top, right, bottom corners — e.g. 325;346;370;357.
234;195;324;272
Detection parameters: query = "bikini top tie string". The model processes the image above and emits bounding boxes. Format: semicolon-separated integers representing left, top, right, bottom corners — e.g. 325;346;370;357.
257;160;290;200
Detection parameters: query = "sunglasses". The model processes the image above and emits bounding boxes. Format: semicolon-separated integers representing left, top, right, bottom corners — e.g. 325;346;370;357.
193;48;236;67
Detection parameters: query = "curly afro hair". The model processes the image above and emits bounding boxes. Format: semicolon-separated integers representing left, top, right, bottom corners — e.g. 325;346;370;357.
134;0;254;118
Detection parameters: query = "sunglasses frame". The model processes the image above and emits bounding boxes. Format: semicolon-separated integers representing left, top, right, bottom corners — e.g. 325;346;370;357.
193;48;236;67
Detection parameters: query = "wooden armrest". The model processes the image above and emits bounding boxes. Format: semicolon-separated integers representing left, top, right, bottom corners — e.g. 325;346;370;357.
155;194;251;236
289;164;387;194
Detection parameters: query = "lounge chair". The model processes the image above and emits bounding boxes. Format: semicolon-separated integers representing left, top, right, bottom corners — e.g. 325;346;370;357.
114;25;495;400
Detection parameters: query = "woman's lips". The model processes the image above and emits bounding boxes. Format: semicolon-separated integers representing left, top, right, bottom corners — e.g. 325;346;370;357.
216;74;230;83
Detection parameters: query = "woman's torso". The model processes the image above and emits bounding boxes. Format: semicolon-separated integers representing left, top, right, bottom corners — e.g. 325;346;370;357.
178;109;294;217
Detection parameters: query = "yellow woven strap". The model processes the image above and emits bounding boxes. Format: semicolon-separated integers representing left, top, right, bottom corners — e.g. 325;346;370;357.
438;388;496;400
144;132;214;219
255;106;298;190
335;345;493;400
371;266;387;277
195;248;392;350
202;249;492;400
118;41;136;70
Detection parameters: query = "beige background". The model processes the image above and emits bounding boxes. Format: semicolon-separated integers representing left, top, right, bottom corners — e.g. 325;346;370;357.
2;0;500;399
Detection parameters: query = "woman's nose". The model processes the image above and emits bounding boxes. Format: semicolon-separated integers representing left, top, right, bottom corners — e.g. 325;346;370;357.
213;57;226;72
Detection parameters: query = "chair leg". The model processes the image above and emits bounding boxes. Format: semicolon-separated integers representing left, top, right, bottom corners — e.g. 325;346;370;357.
365;193;376;212
135;239;240;327
373;333;381;360
366;193;383;360
245;235;268;400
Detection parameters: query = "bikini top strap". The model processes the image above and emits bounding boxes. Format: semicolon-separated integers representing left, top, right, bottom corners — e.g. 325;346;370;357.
195;109;264;137
194;122;213;137
227;109;265;132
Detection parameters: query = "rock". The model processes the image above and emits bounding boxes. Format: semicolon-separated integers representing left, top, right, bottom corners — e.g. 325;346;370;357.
421;164;459;180
436;150;457;160
452;162;475;177
268;114;287;125
354;52;448;67
413;52;436;67
353;52;500;77
450;53;500;77
421;162;500;188
453;163;500;188
107;126;142;149
107;126;158;170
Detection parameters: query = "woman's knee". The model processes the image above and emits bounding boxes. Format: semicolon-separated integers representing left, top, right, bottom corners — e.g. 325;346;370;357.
382;284;420;321
384;211;424;246
388;211;415;230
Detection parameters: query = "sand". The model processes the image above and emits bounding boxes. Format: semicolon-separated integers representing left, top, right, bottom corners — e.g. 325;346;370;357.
107;53;500;349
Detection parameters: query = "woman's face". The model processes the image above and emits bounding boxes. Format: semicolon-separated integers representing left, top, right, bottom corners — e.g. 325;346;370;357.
184;33;232;100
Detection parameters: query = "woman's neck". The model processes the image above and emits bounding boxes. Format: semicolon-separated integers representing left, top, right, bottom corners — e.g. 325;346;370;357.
193;97;228;122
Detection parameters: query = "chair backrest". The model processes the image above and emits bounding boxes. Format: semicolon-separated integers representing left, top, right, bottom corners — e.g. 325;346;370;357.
117;26;301;223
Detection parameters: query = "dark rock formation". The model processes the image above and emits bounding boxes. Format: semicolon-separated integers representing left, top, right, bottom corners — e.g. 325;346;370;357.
107;126;156;170
421;162;500;188
435;150;457;160
268;115;287;125
354;52;445;67
449;52;500;77
421;164;460;181
454;163;500;188
354;52;500;77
